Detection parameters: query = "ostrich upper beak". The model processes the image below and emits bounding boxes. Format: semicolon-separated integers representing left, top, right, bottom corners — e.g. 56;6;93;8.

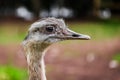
60;28;91;40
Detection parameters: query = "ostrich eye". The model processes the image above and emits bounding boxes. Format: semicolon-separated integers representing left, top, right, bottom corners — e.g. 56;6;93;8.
45;26;54;32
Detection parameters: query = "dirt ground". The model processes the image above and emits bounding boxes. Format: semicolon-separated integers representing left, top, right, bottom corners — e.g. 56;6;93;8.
0;38;120;80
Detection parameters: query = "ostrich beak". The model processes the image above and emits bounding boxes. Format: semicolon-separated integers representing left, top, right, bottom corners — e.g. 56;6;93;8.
61;28;91;40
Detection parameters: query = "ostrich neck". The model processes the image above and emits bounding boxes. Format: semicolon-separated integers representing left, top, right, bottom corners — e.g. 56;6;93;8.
25;43;50;80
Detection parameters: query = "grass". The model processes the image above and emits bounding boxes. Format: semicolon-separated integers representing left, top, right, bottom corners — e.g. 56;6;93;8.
0;22;29;44
113;53;120;62
0;65;27;80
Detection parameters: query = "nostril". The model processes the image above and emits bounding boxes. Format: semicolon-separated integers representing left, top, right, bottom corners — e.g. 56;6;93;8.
72;34;80;37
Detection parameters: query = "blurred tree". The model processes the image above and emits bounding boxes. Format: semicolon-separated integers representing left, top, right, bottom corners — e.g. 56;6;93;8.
0;0;16;16
0;0;120;19
93;0;101;17
31;0;41;18
64;0;93;18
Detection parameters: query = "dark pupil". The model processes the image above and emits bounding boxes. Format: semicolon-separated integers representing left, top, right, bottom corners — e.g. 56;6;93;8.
46;26;54;32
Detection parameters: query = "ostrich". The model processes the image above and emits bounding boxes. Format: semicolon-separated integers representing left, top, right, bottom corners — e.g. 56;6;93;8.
22;17;90;80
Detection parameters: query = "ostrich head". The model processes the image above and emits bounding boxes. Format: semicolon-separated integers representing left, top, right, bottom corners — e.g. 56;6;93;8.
23;17;91;80
23;17;90;47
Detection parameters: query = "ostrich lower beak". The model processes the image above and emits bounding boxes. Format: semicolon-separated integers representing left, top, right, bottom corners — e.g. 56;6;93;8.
61;28;91;40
